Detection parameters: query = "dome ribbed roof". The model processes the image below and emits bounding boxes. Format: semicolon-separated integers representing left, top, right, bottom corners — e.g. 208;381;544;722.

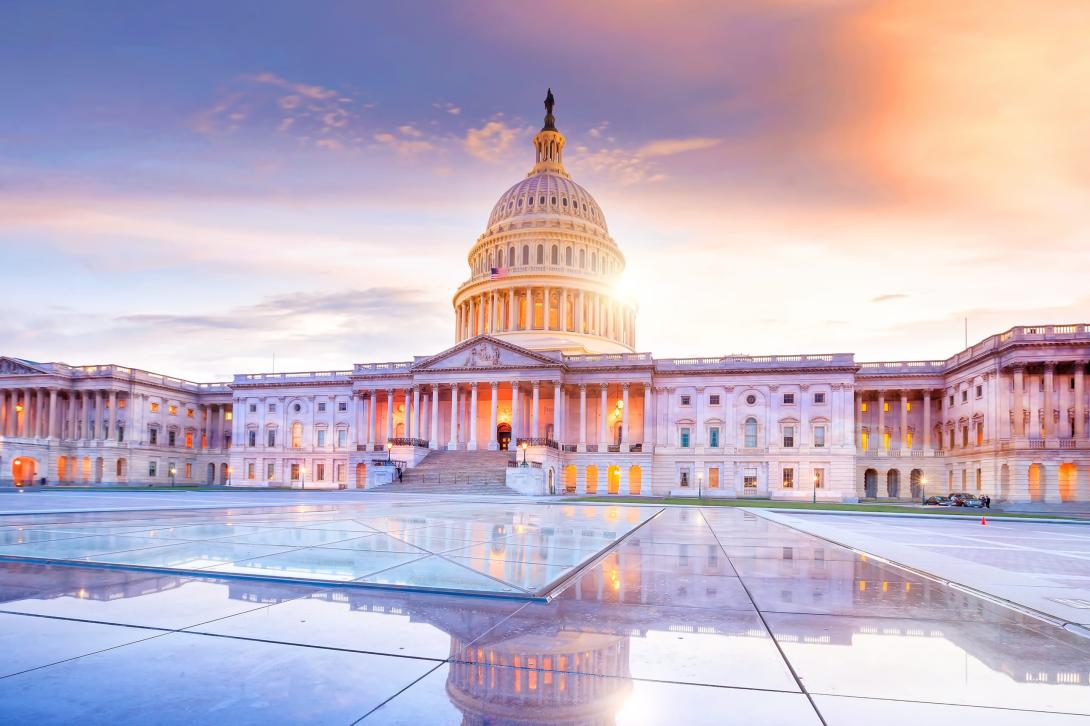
485;172;608;232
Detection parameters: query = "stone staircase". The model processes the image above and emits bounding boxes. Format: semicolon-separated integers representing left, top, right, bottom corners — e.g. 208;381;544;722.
371;449;521;495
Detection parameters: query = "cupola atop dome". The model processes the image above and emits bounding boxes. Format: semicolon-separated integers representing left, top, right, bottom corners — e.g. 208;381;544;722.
529;87;569;178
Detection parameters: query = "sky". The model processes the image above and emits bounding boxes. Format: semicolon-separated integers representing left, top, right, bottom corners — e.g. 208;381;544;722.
1;1;1088;382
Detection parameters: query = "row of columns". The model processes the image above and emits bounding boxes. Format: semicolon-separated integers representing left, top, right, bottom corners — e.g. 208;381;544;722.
855;389;936;451
455;286;635;347
1008;362;1087;440
0;388;231;449
354;381;651;452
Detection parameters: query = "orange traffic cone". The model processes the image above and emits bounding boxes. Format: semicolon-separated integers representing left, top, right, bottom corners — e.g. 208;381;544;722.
980;516;987;525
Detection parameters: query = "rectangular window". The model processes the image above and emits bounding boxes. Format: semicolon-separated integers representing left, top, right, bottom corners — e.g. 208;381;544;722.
168;405;177;416
906;430;913;449
814;468;825;489
117;426;124;443
882;402;889;412
861;431;869;450
317;402;327;412
268;403;277;413
814;392;825;404
905;402;912;412
783;426;795;448
680;395;691;406
266;463;275;480
247;463;255;480
148;461;157;477
861;402;868;413
975;385;983;398
783;467;794;488
949;429;955;448
949;394;955;406
882;431;890;449
186;408;194;418
267;429;276;447
743;467;758;488
708;427;720;448
337;430;347;448
118;398;126;409
709;394;720;405
961;390;968;403
184;431;194;449
148;427;158;445
317;430;326;447
336;463;345;482
150;402;160;413
249;404;257;413
316;463;325;481
168;430;176;447
976;422;984;446
708;467;720;489
290;463;300;481
338;401;348;412
184;463;192;479
248;430;256;447
962;426;969;447
680;427;691;448
814;426;826;448
783;393;795;404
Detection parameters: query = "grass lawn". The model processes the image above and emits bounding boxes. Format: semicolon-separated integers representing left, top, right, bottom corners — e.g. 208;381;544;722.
36;486;305;492
568;496;1066;519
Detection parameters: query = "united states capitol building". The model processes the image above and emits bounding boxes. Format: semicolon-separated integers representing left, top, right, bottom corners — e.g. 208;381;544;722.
2;94;1088;502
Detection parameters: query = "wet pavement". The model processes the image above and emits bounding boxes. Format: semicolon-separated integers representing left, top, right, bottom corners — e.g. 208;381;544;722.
0;496;1087;724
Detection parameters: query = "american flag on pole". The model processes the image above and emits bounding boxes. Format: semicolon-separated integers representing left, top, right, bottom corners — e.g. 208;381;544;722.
490;267;508;280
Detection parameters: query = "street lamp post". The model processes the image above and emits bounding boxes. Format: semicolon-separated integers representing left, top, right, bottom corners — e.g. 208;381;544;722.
812;473;818;504
386;440;393;463
300;465;306;490
697;471;703;502
520;441;528;467
226;466;232;487
169;465;176;488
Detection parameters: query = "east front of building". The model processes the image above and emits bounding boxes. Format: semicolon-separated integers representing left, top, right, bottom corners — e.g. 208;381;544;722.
2;94;1088;502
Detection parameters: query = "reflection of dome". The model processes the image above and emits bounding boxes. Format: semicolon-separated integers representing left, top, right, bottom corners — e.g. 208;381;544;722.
453;90;636;355
486;173;608;234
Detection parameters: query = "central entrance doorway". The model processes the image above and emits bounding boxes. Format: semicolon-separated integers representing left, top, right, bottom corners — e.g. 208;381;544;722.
497;423;512;451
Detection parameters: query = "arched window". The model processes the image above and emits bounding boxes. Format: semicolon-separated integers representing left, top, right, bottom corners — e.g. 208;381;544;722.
488;252;494;269
551;245;558;265
496;248;503;267
565;246;572;266
509;246;515;266
528;195;534;205
536;244;544;264
539;195;545;205
291;422;303;449
562;197;568;207
591;252;597;271
522;245;530;265
744;418;758;448
551;196;557;205
517;197;523;207
579;249;586;268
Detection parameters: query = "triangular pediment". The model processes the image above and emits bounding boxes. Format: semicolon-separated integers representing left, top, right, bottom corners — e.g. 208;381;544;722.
0;357;48;376
413;336;562;372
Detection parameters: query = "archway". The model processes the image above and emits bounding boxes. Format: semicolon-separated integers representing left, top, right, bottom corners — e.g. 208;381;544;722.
220;463;229;485
564;464;577;493
57;456;69;483
886;469;900;498
497;422;511;451
116;458;126;480
1028;463;1043;502
11;457;36;486
607;465;621;494
207;463;216;485
1059;463;1078;502
863;468;878;498
585;465;599;495
80;456;91;483
355;463;367;489
910;469;923;499
629;466;642;496
1000;463;1011;500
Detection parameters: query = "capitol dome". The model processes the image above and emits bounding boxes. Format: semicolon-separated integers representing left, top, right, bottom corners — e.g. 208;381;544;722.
453;90;635;355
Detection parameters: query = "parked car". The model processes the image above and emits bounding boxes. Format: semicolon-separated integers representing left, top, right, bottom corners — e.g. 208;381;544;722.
961;496;985;508
924;495;951;506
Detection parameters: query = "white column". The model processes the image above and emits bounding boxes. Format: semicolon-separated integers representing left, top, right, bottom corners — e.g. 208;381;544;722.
430;384;440;449
553;381;562;443
386;389;395;443
923;391;932;450
412;386;421;441
368;389;377;448
531;381;540;438
621;383;630;450
1076;362;1087;440
1012;366;1025;437
599;383;608;447
560;288;568;331
900;390;909;451
448;384;459;449
511;382;520;442
578;384;587;451
468;383;479;450
577;290;585;334
489;382;499;450
1043;363;1055;441
643;385;653;447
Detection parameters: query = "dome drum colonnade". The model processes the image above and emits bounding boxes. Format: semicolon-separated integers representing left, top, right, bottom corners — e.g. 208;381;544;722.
453;89;635;355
